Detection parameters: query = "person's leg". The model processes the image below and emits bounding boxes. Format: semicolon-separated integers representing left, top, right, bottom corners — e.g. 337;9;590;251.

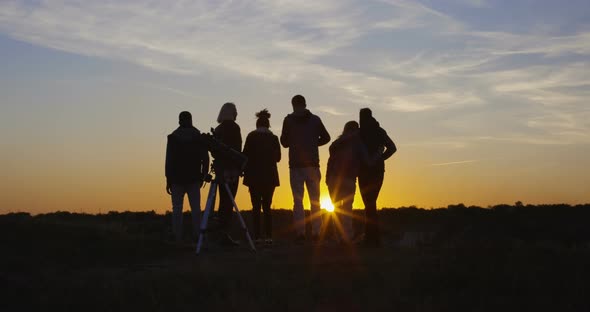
261;186;275;239
371;172;384;243
186;182;201;240
170;184;186;242
306;167;322;236
332;195;344;242
340;178;356;242
290;168;306;237
358;173;373;241
217;183;231;231
228;179;239;213
218;179;239;231
249;187;262;240
217;179;240;245
359;171;384;245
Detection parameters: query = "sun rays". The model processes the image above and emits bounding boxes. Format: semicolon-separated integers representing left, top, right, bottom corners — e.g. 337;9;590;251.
321;196;335;212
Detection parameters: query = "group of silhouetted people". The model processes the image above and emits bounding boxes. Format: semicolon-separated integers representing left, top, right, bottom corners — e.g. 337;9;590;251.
165;94;396;248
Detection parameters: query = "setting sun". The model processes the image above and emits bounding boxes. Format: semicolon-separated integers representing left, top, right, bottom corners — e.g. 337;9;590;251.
321;197;335;212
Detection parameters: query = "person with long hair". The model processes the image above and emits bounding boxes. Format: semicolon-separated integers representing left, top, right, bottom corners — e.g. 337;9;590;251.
326;121;369;243
213;102;242;245
358;108;397;246
242;109;281;245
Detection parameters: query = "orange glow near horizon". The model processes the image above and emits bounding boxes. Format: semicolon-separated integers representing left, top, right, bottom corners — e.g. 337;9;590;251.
1;1;590;215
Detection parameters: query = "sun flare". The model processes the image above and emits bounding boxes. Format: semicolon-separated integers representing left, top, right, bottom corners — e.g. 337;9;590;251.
321;197;335;212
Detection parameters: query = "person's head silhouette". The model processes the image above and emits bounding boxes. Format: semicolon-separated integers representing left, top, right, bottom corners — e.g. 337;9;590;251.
217;102;238;123
256;109;271;128
360;107;380;130
179;111;193;127
291;94;306;112
359;107;372;124
343;120;359;135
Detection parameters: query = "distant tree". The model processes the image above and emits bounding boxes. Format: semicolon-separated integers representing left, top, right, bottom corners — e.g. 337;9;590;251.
447;203;466;210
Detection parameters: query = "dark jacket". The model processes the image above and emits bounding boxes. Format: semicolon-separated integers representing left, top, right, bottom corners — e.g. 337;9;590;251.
326;130;369;188
360;117;396;173
243;128;281;188
280;109;330;168
165;126;209;184
213;120;242;171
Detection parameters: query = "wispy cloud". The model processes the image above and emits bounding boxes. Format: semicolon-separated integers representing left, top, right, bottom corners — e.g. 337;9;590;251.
429;159;479;166
0;0;588;146
316;105;348;116
131;82;204;102
454;0;490;8
474;134;590;145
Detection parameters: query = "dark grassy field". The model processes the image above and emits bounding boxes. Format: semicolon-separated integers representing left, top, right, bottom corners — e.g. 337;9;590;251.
1;204;589;311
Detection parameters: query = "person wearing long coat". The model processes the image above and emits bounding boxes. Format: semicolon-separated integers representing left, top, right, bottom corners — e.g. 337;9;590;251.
243;109;281;243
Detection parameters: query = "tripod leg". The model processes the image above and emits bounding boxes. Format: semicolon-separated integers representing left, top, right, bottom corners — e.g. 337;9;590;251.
223;183;256;252
196;182;217;255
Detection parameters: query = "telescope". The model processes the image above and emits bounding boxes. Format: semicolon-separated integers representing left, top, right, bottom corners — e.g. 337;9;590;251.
200;128;248;174
196;128;255;255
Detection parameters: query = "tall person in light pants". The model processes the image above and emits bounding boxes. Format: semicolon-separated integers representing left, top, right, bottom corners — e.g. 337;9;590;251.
280;95;331;242
165;111;210;242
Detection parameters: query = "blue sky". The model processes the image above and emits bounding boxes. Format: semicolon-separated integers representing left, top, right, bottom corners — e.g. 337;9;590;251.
1;0;589;213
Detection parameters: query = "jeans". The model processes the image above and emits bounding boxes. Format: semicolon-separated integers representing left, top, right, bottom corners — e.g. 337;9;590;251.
170;183;201;241
359;170;384;243
249;186;275;239
328;177;356;242
290;166;322;236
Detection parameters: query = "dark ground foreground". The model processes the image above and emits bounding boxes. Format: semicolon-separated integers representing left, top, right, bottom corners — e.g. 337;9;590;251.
1;204;589;311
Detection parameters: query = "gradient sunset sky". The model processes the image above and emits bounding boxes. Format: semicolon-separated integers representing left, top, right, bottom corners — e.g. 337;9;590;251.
1;0;589;214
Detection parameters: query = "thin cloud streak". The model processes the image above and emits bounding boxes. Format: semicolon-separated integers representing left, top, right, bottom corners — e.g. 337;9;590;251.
316;106;349;116
0;0;484;113
429;160;479;167
0;0;589;146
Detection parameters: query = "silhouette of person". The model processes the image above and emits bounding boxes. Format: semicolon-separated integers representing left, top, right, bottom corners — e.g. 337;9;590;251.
242;109;281;244
326;121;370;243
280;95;331;242
358;108;396;246
165;111;210;242
212;102;242;245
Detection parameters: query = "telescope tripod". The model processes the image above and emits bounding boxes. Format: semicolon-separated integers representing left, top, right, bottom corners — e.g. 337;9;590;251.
196;177;256;255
